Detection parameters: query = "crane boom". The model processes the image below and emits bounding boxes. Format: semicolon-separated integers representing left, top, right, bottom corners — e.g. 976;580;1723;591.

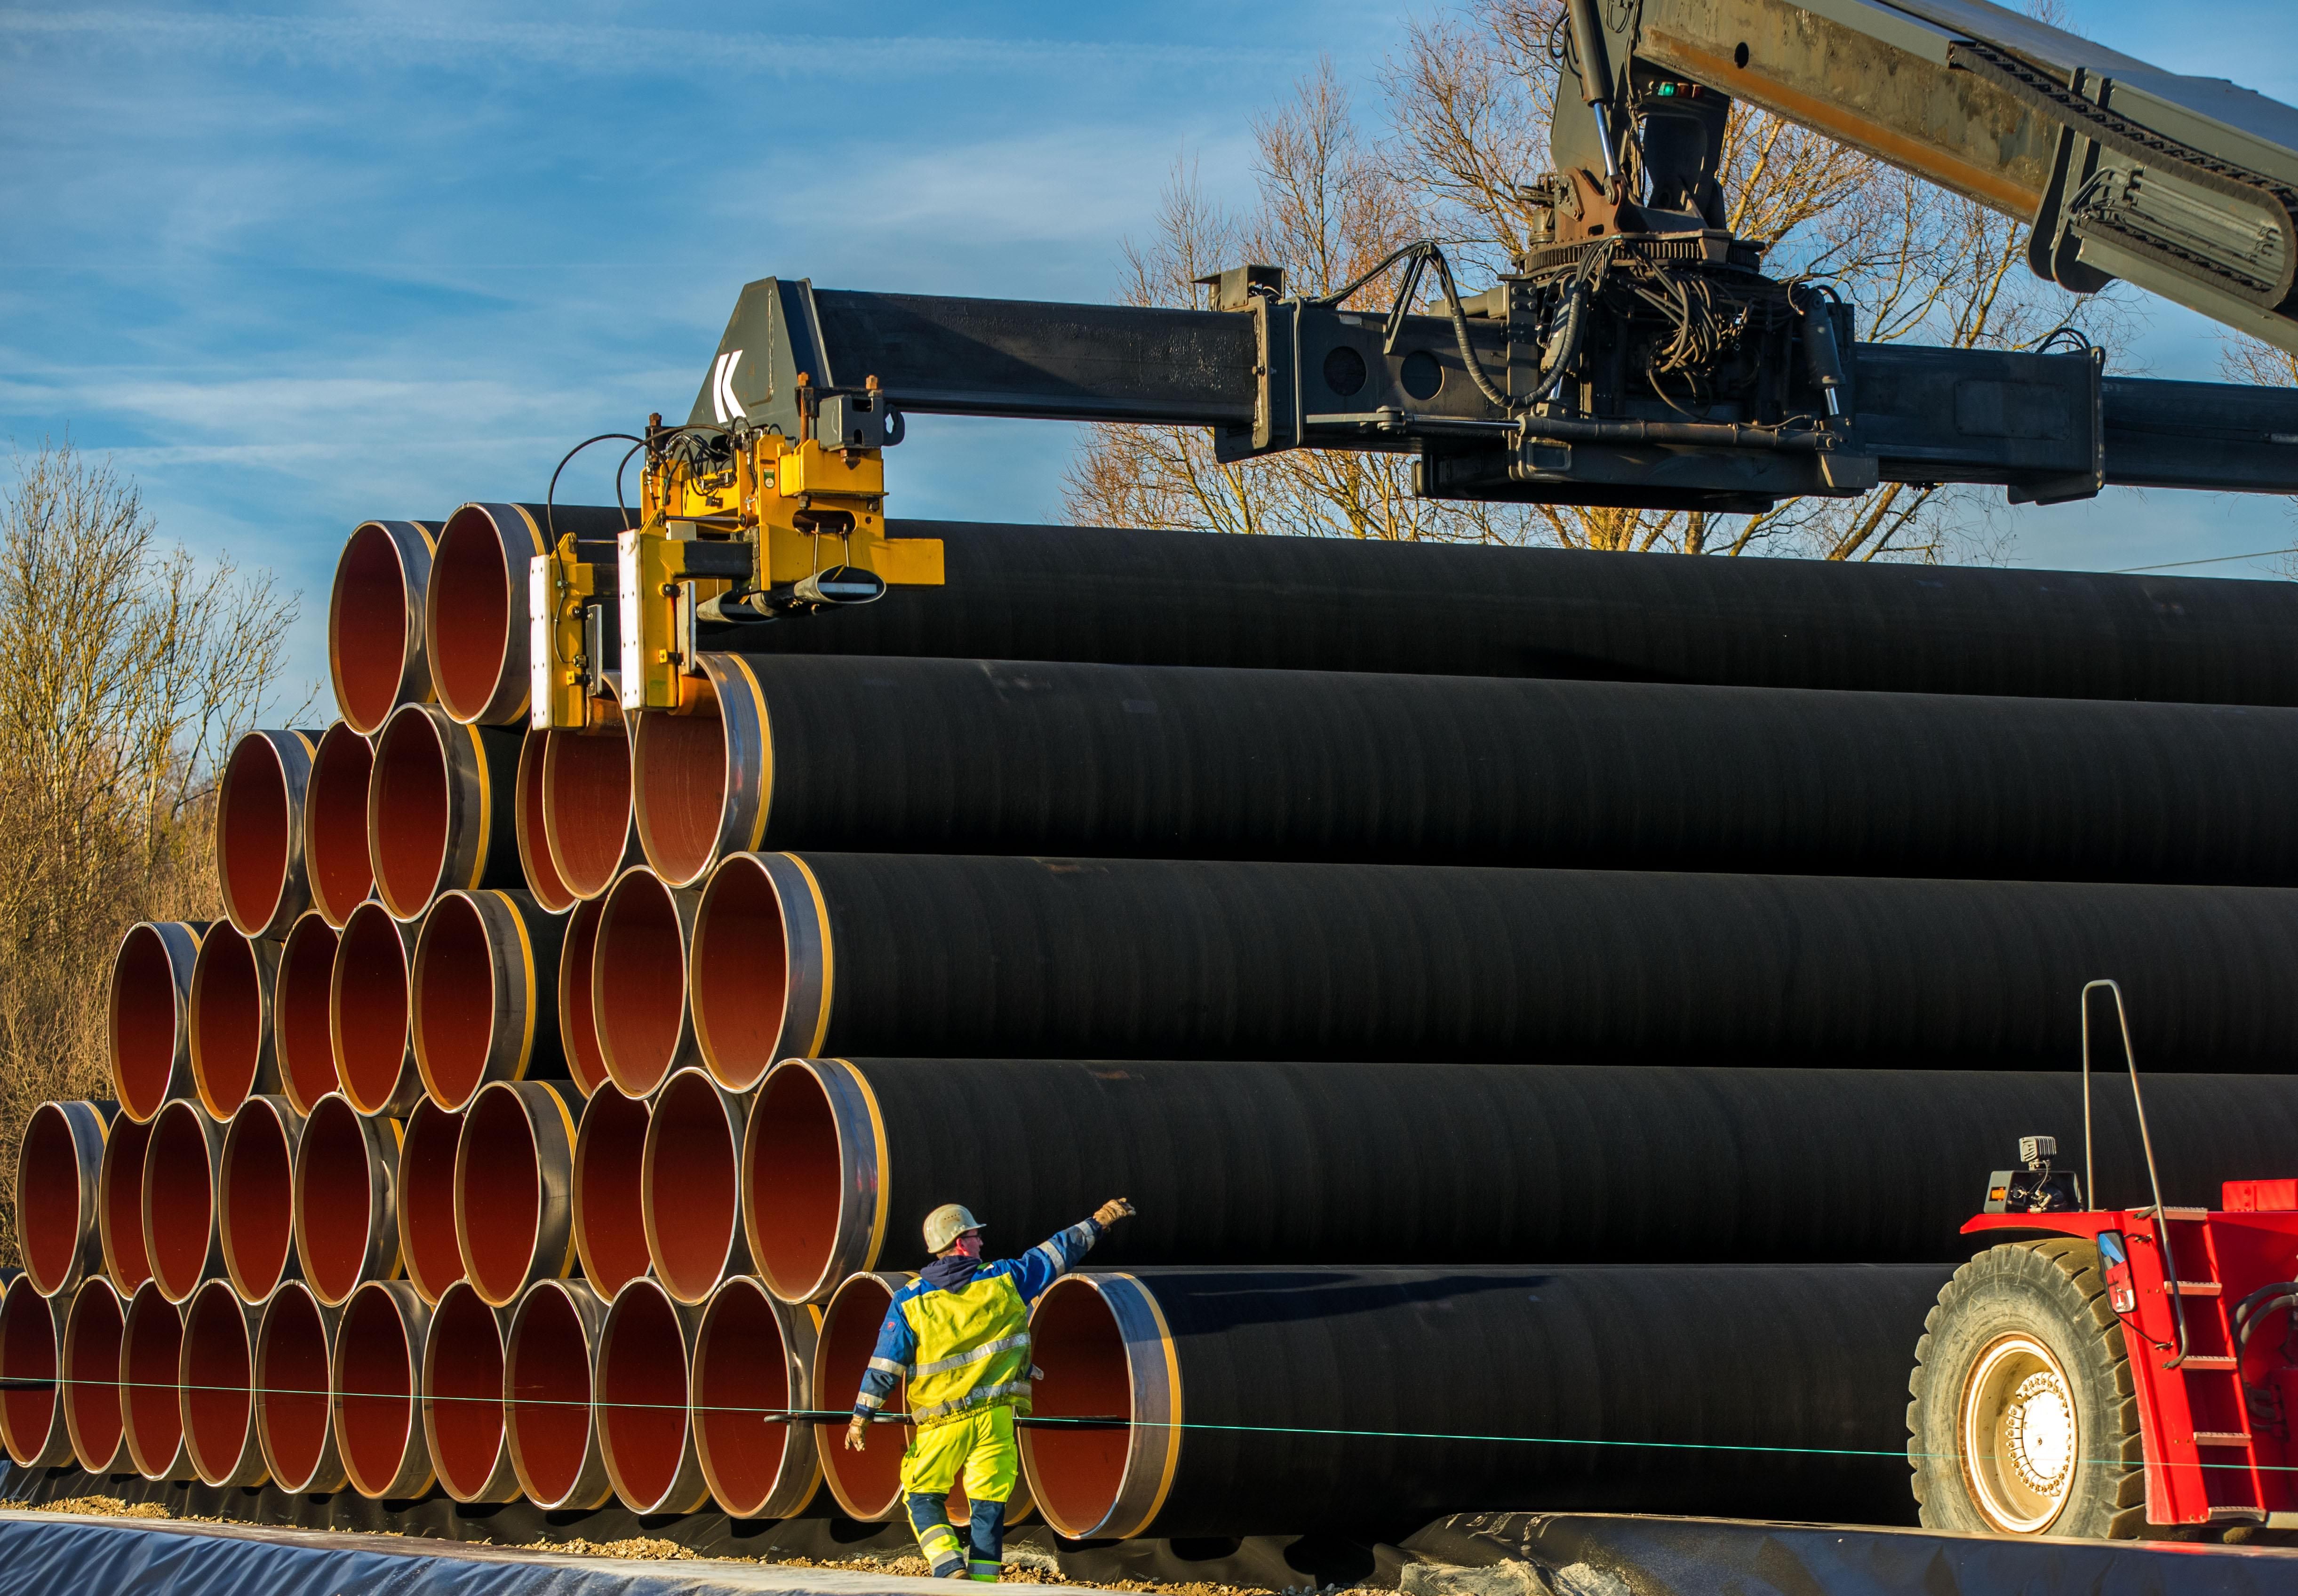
528;3;2298;728
1628;0;2298;354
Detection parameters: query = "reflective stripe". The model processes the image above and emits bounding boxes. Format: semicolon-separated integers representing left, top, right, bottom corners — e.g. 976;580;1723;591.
869;1356;909;1378
912;1378;1032;1425
911;1332;1030;1380
855;1391;885;1412
1032;1241;1067;1277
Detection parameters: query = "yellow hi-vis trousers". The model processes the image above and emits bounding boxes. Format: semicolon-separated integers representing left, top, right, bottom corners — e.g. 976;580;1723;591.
902;1407;1019;1580
900;1404;1020;1501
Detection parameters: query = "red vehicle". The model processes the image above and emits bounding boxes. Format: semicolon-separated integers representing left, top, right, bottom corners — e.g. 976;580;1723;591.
1910;982;2298;1538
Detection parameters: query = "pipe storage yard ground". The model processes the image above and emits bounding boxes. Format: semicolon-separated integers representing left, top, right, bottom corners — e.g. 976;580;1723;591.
23;513;2298;1593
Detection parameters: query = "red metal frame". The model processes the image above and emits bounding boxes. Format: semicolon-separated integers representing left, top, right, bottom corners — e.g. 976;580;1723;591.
1964;1182;2298;1527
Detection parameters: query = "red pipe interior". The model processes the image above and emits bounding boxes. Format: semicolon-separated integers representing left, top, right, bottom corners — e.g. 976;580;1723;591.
596;873;686;1095
337;1287;417;1495
507;1286;594;1503
426;1284;507;1499
144;1103;217;1301
221;1101;296;1300
335;1286;418;1497
193;927;266;1115
332;523;414;735
574;1088;650;1295
277;916;342;1110
334;905;412;1115
182;1283;254;1479
458;1088;542;1303
632;703;727;886
0;1281;58;1465
256;1286;332;1488
371;710;452;916
1026;1279;1132;1533
219;735;291;934
601;1283;691;1506
818;1277;903;1516
559;897;607;1096
102;1117;155;1291
545;719;635;900
122;1287;184;1473
429;509;512;723
297;1097;379;1304
18;1103;86;1294
691;860;789;1089
400;1100;466;1301
748;1068;842;1302
64;1283;125;1470
648;1074;739;1301
110;925;183;1122
694;1280;791;1514
415;893;497;1109
517;730;575;913
306;726;376;923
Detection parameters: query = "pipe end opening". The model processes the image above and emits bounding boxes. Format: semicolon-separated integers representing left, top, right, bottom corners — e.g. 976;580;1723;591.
331;523;418;736
692;858;790;1091
428;507;516;725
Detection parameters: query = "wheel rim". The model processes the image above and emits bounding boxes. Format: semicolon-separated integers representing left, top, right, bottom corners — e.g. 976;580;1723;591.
1960;1332;2079;1533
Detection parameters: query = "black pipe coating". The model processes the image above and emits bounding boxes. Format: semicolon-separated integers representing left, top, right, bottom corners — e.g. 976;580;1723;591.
1021;1264;1952;1538
695;853;2298;1081
698;519;2298;704
717;654;2298;884
747;1058;2298;1302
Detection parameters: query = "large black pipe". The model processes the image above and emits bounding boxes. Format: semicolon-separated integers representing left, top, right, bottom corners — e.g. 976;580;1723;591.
1021;1264;1953;1539
642;654;2298;889
694;520;2298;705
693;853;2298;1084
745;1058;2298;1303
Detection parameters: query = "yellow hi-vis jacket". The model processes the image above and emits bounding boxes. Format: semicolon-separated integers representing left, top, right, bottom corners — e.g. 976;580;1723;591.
854;1220;1103;1429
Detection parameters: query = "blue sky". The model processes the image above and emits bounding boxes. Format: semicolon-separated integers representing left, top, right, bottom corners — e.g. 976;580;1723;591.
3;0;2295;715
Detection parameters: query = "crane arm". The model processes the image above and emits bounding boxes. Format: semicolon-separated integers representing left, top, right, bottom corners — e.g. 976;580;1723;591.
1625;0;2298;354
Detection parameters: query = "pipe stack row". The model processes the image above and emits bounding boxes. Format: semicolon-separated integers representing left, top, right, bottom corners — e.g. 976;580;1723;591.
17;511;2298;1539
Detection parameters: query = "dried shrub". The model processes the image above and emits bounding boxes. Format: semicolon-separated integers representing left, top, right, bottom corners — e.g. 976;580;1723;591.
0;439;304;1266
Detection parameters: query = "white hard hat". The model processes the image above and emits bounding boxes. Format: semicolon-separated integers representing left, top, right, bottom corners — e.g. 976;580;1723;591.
923;1204;984;1255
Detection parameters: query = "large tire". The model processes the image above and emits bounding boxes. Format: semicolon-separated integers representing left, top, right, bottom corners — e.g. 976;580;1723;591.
1908;1239;2146;1538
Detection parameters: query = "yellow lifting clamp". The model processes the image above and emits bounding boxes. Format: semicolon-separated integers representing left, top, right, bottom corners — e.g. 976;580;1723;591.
531;390;944;729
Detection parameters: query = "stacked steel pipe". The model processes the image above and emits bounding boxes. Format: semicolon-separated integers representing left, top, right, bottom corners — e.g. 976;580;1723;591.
21;515;2298;1536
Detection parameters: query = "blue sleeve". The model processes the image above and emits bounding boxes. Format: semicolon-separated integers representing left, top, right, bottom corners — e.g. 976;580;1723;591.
1010;1219;1103;1305
853;1296;918;1416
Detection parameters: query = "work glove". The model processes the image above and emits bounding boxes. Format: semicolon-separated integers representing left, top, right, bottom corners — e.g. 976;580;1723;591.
1093;1198;1136;1227
846;1416;869;1452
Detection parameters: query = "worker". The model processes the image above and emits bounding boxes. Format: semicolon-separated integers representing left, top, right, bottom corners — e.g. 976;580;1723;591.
848;1198;1136;1581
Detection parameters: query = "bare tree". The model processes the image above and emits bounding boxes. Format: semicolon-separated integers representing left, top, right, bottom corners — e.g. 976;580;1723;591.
0;438;305;1266
1068;0;2116;563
